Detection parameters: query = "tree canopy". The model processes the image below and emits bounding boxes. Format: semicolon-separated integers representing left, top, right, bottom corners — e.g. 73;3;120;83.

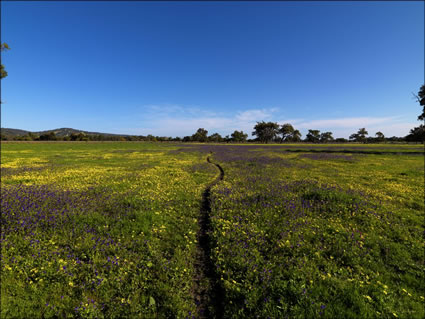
278;124;302;142
406;84;425;143
320;131;334;143
375;131;385;142
414;84;425;121
208;133;223;143
349;128;368;143
306;130;320;143
252;121;279;143
279;123;294;142
1;43;10;80
291;129;302;142
405;125;424;142
191;128;208;142
231;130;248;143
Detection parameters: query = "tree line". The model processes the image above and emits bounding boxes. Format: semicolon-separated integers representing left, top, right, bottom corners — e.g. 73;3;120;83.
2;120;423;144
250;123;417;143
2;123;422;143
1;132;185;142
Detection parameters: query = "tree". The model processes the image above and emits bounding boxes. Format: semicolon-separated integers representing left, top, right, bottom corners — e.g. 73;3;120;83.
405;125;424;142
1;43;10;80
349;133;358;142
279;123;294;143
349;128;368;143
387;136;404;142
39;132;57;141
407;85;425;144
305;130;320;143
413;84;425;121
358;128;368;138
208;132;223;143
280;124;302;142
70;132;87;141
252;121;279;143
231;130;248;143
375;131;385;142
27;132;37;141
291;129;302;142
192;128;208;142
320;131;334;143
146;134;157;142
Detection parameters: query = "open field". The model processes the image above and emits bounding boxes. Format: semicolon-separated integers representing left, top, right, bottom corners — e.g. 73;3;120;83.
1;142;424;318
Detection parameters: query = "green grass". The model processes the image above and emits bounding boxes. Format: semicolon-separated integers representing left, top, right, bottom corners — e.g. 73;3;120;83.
1;142;217;318
209;146;424;318
1;142;423;318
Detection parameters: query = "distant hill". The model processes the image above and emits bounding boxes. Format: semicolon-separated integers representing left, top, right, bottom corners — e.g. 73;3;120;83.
1;127;127;138
1;128;30;136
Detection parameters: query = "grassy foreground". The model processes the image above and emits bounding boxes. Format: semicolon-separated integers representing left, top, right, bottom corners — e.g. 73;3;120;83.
1;142;424;318
204;145;424;318
1;142;217;318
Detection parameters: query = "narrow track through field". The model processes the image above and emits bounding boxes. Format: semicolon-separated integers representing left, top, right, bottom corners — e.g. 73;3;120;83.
193;155;225;318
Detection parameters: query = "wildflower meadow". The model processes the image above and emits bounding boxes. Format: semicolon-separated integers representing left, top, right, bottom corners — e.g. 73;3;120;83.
1;142;423;318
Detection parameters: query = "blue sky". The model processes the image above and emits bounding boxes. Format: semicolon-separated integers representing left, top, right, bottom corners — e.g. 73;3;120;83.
1;1;423;138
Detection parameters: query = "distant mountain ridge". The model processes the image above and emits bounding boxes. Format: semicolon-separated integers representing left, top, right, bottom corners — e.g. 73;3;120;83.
1;127;127;137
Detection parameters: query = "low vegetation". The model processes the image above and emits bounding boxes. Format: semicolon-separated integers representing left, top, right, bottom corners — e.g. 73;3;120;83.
1;142;216;318
1;142;423;318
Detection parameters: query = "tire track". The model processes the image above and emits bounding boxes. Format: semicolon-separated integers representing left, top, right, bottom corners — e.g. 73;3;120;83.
193;155;225;318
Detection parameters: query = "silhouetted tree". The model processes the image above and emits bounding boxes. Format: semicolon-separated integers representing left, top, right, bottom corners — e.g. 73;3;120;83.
407;85;425;143
192;128;208;142
70;132;87;141
278;123;294;143
39;132;57;141
358;128;368;138
335;138;348;143
349;128;368;143
1;43;10;80
252;121;279;143
413;84;425;121
405;125;424;142
349;133;357;142
231;130;248;143
306;130;320;143
291;129;302;142
320;131;334;143
387;136;404;142
375;131;385;142
208;133;223;143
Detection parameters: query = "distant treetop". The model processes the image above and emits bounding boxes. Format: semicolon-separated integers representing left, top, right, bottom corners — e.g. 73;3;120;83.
1;43;10;80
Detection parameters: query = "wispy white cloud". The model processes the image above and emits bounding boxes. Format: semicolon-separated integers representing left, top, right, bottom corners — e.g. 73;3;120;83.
145;104;218;118
125;104;417;138
291;117;397;129
134;105;278;137
235;108;277;122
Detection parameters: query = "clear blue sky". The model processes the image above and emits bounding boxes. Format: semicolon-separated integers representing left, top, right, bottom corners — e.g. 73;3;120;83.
1;1;423;138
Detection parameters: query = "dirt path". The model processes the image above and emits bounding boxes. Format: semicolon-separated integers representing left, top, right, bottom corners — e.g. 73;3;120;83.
193;155;225;318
